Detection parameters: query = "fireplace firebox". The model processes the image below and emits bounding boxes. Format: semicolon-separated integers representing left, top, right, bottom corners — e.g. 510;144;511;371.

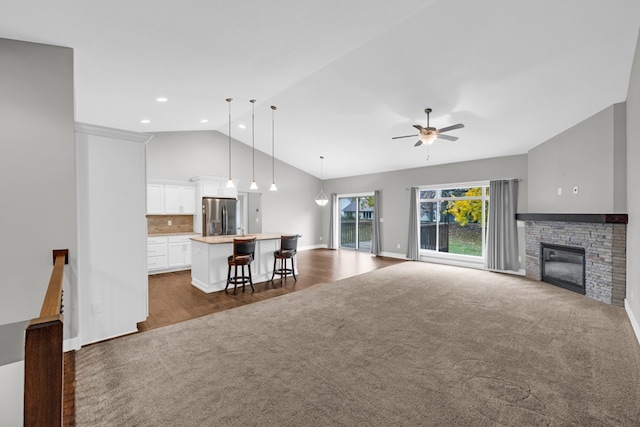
540;243;586;295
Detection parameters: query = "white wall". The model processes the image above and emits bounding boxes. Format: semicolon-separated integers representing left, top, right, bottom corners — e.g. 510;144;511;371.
527;103;627;213
626;28;640;343
0;37;76;427
146;130;323;249
0;39;77;331
76;124;150;345
323;154;528;262
0;361;23;427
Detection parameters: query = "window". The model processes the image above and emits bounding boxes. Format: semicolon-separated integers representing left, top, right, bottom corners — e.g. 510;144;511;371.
419;183;489;258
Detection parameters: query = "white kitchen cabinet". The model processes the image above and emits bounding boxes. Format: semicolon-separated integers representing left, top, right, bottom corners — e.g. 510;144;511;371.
148;234;195;274
192;175;238;198
164;184;196;214
147;183;164;214
168;235;192;268
181;186;196;213
147;236;168;271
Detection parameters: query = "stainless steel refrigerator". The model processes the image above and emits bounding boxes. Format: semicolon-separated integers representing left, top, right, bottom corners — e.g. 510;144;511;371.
202;197;238;236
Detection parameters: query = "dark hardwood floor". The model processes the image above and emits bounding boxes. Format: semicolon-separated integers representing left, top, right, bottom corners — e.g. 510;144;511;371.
138;248;404;332
63;248;404;425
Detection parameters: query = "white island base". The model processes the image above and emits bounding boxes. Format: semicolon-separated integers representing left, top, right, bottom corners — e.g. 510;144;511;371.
190;233;297;293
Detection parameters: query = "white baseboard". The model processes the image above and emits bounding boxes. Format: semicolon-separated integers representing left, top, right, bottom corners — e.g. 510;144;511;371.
148;265;190;275
625;299;640;347
380;251;408;260
64;337;81;352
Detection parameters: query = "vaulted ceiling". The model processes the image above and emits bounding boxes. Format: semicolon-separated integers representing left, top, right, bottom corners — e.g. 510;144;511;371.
2;1;639;179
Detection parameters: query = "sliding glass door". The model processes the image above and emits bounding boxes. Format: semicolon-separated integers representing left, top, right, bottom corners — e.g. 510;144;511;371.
339;195;374;252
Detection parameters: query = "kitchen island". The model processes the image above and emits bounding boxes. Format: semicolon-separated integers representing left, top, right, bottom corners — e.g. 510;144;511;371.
190;233;295;293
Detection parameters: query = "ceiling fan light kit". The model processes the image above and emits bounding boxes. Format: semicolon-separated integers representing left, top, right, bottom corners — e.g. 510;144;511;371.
392;107;464;150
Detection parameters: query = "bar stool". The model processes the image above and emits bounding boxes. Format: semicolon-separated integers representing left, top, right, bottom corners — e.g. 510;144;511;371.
226;237;257;294
271;234;298;282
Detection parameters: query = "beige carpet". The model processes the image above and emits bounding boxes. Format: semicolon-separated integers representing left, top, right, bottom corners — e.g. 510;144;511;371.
76;262;640;426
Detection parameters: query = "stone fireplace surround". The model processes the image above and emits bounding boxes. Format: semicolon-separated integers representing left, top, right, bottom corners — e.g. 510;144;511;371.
517;214;627;306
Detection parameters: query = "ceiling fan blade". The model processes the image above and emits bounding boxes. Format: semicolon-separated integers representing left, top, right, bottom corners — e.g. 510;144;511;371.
414;140;423;147
437;134;459;142
392;134;419;140
437;123;465;133
412;124;425;131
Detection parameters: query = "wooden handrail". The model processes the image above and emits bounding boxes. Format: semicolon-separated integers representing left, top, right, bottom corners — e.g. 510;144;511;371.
39;250;66;318
24;249;68;427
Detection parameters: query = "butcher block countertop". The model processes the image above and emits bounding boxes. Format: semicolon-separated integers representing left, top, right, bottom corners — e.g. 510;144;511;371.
190;233;286;244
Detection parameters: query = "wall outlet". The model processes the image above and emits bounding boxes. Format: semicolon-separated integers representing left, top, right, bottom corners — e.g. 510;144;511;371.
168;220;172;226
573;186;579;194
320;236;323;241
397;243;401;249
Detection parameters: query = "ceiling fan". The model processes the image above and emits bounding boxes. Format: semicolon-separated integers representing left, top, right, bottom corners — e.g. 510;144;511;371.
392;108;464;146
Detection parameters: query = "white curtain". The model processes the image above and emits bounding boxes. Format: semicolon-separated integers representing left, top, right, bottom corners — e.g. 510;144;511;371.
407;187;420;260
371;190;381;256
328;193;338;249
486;179;519;271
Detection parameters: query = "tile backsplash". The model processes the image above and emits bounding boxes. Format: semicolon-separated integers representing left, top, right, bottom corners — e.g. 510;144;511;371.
147;215;195;234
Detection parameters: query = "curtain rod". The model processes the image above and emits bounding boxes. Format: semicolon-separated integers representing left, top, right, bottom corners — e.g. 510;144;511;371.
406;178;522;190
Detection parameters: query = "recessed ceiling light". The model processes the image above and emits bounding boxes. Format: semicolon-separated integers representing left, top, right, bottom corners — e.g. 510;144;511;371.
156;97;168;102
141;119;151;124
238;124;246;129
200;119;209;123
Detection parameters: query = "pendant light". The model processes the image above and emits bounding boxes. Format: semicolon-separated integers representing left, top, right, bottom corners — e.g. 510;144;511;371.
249;99;258;190
225;98;234;189
269;105;278;191
315;156;328;206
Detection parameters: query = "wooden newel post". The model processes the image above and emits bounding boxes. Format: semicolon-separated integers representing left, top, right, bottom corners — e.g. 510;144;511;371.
23;249;67;427
24;316;64;426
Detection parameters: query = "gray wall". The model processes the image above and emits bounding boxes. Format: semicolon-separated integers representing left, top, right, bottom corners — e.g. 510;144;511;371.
626;28;640;338
146;130;322;248
0;39;77;333
528;103;627;213
323;154;528;262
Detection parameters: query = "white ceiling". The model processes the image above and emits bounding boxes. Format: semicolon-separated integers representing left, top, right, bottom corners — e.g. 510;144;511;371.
2;0;639;179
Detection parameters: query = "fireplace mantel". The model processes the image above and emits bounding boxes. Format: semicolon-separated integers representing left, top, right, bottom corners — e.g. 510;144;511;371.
516;213;628;224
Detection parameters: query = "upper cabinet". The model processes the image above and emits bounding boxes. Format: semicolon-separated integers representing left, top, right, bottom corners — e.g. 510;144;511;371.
164;184;196;214
192;175;238;199
147;183;164;214
147;181;196;214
